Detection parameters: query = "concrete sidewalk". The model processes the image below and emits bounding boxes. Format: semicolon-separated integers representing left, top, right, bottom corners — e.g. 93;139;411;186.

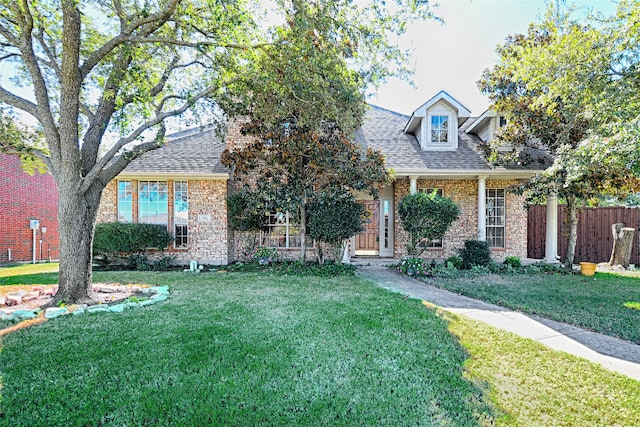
357;266;640;382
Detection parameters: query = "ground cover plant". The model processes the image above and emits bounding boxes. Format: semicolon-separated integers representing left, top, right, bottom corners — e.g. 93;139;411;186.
421;269;640;343
0;271;495;426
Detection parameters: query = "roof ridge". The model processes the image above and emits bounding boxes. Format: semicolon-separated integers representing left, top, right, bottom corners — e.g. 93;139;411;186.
365;103;410;119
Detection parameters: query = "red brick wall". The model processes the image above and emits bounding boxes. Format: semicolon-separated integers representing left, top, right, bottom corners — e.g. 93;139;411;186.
0;154;60;262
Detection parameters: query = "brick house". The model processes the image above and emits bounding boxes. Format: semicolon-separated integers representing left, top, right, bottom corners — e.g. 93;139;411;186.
0;153;60;263
96;91;546;265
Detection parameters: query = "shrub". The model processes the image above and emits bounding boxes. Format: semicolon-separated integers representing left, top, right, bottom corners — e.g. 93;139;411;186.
397;257;427;276
459;240;492;269
93;222;174;268
227;188;265;231
445;255;463;269
308;191;365;264
503;256;522;269
397;192;460;256
248;247;280;265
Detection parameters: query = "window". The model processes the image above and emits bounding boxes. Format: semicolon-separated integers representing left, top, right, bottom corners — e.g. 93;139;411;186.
430;115;449;143
383;200;390;250
117;180;132;222
486;189;505;248
499;116;507;127
418;188;444;248
138;180;168;225
262;212;307;248
174;181;188;248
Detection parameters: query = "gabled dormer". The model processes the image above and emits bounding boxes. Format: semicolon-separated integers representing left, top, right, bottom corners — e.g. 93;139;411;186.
403;90;471;152
464;110;507;144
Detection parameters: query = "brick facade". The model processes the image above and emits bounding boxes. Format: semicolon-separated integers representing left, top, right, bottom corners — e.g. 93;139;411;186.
393;177;527;260
0;154;60;263
96;178;229;265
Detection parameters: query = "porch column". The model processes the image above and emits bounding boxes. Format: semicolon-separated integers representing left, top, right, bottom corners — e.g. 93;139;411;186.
409;176;418;195
544;191;559;263
477;175;487;241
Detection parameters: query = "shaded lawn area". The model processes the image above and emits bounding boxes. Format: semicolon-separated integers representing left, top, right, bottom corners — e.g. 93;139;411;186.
0;271;495;426
424;271;640;343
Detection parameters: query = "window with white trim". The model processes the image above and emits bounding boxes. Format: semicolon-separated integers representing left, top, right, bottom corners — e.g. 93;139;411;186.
138;180;168;225
117;180;132;223
486;188;505;248
418;188;444;248
174;181;188;248
262;212;308;248
430;115;449;143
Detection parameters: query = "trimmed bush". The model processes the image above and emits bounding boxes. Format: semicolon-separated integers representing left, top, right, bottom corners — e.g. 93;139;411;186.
93;222;174;268
459;240;492;269
308;191;365;264
503;256;522;269
398;192;460;256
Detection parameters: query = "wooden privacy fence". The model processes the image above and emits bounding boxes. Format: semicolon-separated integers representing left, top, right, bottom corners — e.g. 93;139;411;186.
527;205;640;265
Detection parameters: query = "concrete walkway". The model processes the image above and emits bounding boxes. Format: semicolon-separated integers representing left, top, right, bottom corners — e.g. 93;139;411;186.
357;266;640;382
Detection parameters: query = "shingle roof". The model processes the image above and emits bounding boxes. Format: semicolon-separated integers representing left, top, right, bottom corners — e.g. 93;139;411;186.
357;104;543;175
122;126;228;176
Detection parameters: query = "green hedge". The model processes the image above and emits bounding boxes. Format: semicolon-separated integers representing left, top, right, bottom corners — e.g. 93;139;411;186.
93;222;174;268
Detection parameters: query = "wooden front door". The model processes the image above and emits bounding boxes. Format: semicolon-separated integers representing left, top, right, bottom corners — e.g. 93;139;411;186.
355;200;379;255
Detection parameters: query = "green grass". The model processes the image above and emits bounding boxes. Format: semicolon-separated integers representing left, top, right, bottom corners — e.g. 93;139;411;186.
0;263;59;286
447;312;640;426
423;271;640;343
0;271;495;426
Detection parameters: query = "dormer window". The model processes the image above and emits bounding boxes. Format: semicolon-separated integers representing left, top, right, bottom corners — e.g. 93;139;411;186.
403;91;471;152
430;115;449;143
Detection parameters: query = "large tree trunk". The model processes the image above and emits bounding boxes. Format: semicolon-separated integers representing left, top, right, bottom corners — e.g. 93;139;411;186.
51;183;103;306
564;196;578;270
609;223;636;268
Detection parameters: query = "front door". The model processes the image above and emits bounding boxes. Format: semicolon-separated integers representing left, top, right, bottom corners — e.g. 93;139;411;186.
355;200;379;256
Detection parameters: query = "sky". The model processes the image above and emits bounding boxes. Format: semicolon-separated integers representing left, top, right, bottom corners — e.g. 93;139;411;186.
370;0;617;116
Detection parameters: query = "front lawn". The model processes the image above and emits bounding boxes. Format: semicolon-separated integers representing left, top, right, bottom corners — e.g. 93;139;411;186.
0;271;495;426
423;270;640;343
2;270;640;425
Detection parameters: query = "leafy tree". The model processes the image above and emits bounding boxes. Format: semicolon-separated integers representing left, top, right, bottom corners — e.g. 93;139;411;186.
0;0;258;304
223;120;391;262
222;0;434;262
478;2;640;268
397;191;460;257
308;191;365;265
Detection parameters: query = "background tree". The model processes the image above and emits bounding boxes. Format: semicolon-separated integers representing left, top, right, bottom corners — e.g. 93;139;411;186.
308;191;365;265
0;0;258;304
222;0;435;262
397;191;460;257
478;2;640;268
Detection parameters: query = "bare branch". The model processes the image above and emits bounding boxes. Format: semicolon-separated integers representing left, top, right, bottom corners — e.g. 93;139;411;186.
0;85;39;118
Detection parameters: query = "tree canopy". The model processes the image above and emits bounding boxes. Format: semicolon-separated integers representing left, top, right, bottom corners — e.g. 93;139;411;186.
478;1;640;267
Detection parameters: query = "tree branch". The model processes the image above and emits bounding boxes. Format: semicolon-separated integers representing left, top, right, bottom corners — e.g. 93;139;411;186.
79;0;180;79
0;85;39;118
80;84;217;194
97;126;166;186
